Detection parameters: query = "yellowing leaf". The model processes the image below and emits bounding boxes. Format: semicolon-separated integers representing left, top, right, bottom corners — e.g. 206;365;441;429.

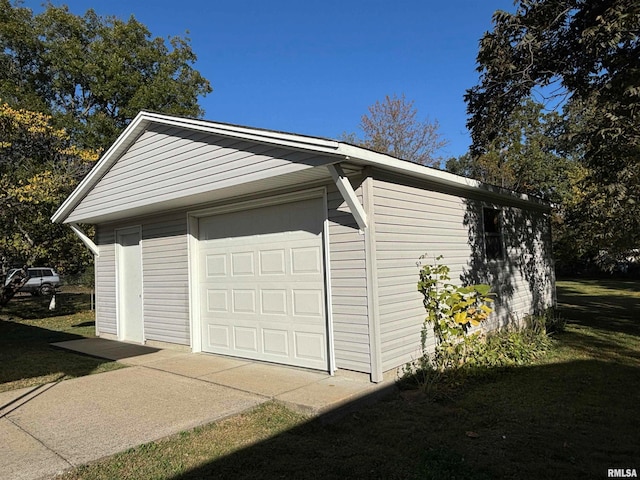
454;311;468;324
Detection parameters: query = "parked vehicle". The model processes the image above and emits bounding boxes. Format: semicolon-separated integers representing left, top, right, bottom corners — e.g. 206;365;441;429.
3;267;61;295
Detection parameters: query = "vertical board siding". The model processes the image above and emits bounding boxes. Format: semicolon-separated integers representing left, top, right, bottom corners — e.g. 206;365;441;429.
141;212;190;345
327;182;371;374
67;125;329;223
95;227;117;335
372;176;554;372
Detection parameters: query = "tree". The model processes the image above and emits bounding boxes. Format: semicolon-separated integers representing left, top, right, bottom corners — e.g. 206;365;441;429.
0;0;212;151
0;104;98;271
344;94;448;167
466;0;640;258
447;99;576;203
0;1;212;275
0;104;98;274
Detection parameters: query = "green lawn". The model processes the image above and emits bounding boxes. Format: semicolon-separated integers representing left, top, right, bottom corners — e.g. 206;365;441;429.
53;278;639;480
0;289;124;392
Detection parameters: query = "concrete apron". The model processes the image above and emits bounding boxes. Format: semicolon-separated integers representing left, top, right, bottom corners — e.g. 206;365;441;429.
0;338;394;480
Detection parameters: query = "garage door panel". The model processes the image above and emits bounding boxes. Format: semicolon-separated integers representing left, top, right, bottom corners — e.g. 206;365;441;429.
207;324;230;349
206;254;227;276
231;252;255;276
233;326;259;352
261;289;287;314
292;289;323;317
200;200;322;241
232;289;256;313
259;249;286;275
199;196;328;370
263;329;289;356
294;332;326;362
291;246;322;274
206;289;228;312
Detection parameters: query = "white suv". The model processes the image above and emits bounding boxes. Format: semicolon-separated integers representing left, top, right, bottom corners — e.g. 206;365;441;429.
4;267;61;295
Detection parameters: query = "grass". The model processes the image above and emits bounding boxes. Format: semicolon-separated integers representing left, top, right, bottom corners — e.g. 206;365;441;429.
0;288;124;393
53;278;639;480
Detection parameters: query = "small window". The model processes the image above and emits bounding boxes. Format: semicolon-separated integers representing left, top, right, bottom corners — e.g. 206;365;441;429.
483;208;504;261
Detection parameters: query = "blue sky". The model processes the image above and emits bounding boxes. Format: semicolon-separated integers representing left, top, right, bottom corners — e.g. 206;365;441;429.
23;0;517;159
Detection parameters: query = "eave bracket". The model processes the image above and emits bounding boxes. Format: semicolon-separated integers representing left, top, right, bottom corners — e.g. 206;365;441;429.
69;223;99;257
327;164;368;231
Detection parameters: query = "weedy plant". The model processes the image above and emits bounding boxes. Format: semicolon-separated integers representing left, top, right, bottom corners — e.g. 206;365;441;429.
417;255;495;365
404;255;555;394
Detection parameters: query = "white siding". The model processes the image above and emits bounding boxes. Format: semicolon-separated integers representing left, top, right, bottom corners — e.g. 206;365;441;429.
67;124;331;223
498;206;556;322
95;214;190;346
93;181;375;362
95;227;117;335
141;213;190;345
372;175;554;372
327;182;371;374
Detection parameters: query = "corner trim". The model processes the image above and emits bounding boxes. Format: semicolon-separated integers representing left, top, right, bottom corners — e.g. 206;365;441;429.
363;173;383;382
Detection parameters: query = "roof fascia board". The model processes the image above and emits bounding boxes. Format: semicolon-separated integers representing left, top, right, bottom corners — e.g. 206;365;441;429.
140;111;341;153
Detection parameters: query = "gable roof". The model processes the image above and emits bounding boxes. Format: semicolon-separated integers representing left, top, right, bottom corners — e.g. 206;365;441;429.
52;111;549;224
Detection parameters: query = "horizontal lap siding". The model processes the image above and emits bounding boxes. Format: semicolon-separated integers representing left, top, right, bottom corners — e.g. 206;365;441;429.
327;183;370;374
499;209;555;322
373;176;554;372
95;213;190;346
373;178;472;371
141;213;190;345
95;227;117;335
67;125;328;223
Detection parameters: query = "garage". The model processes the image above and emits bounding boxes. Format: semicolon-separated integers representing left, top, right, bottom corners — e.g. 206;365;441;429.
197;195;329;370
54;111;556;382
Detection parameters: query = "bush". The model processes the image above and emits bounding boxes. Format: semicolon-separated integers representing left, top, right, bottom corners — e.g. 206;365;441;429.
402;320;555;398
464;320;554;369
404;255;556;394
61;264;95;287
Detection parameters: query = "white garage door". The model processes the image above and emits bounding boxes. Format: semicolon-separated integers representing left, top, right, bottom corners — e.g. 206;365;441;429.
198;196;328;370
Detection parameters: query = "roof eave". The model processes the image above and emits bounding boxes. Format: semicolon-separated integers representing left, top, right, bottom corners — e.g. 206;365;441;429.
335;143;551;210
52;112;550;225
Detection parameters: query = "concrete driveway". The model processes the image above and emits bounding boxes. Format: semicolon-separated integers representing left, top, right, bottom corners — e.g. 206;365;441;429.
0;339;393;480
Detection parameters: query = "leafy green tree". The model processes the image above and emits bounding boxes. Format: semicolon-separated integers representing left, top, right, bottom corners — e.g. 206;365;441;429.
466;0;640;258
343;94;448;167
448;99;576;203
0;1;212;275
0;0;212;150
0;103;97;273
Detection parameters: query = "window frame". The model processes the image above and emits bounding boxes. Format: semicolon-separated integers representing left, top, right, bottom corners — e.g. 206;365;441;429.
482;207;505;262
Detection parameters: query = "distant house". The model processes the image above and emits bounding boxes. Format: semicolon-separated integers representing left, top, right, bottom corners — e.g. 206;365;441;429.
52;111;555;382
